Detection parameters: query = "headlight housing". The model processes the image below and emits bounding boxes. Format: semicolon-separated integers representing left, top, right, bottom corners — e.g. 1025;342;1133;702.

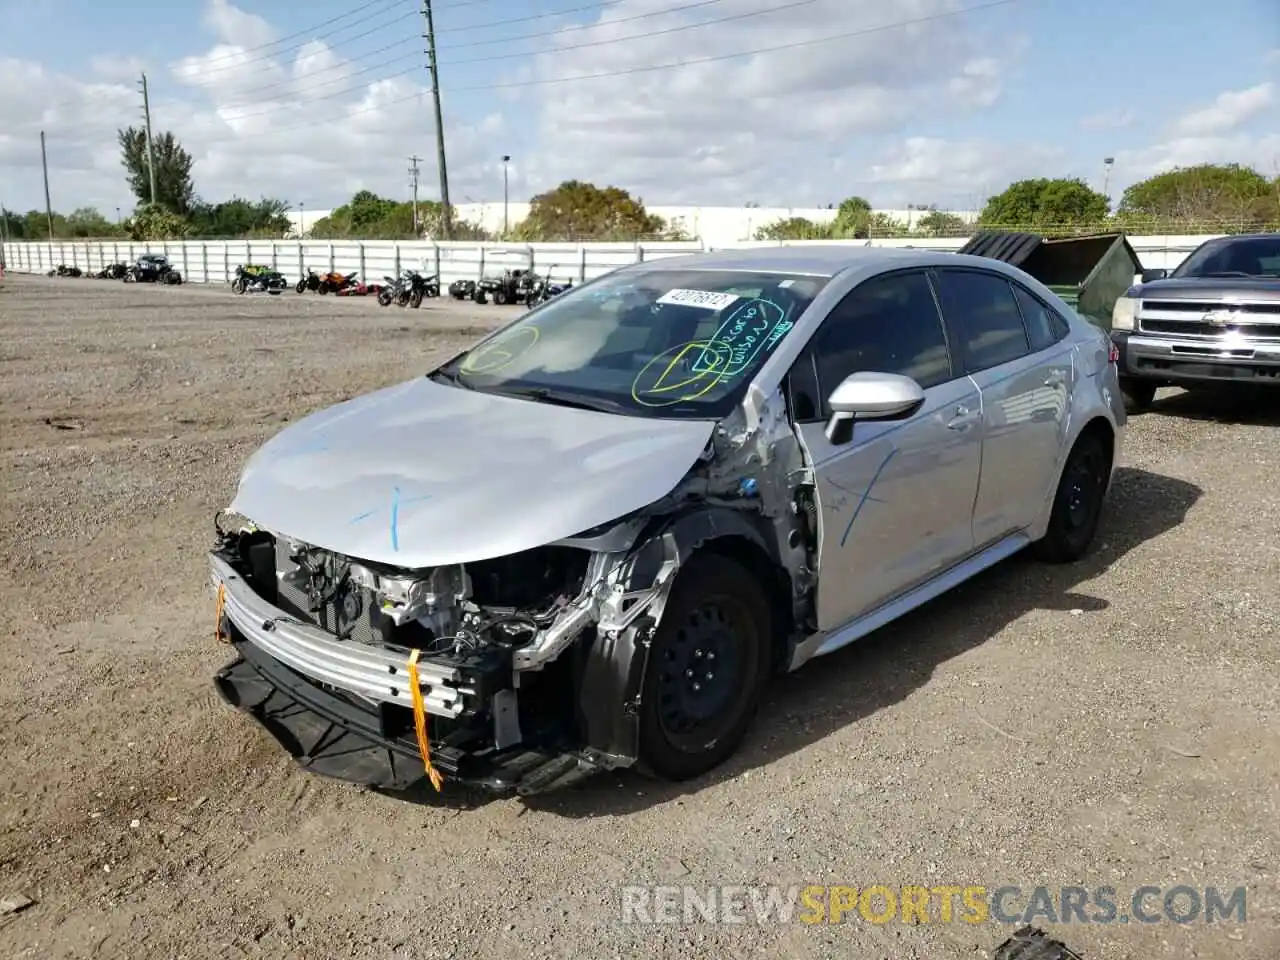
1112;295;1138;331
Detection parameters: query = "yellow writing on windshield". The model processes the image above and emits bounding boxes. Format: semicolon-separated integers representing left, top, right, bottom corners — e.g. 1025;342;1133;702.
460;326;540;375
631;339;735;407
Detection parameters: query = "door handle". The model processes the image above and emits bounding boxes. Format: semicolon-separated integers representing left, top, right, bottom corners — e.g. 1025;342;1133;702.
945;404;976;431
1044;369;1066;387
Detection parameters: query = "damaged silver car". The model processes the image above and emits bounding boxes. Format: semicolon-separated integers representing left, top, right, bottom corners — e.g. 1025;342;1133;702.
210;246;1125;795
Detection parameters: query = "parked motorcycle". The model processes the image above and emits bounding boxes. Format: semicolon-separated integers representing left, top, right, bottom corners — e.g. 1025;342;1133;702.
318;271;358;294
377;270;438;308
525;266;574;307
232;264;288;295
94;263;129;280
47;264;83;277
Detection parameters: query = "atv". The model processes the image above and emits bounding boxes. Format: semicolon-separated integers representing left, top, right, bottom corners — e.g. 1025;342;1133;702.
471;267;536;305
448;279;476;300
126;254;182;284
232;264;288;295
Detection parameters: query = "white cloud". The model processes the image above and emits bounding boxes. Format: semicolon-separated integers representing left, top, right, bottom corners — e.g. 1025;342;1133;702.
203;0;273;45
88;55;146;82
517;0;1020;205
0;0;499;214
1113;132;1280;185
1169;82;1273;137
1078;107;1135;131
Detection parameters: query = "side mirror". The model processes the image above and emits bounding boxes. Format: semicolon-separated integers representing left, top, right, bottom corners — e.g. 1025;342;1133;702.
1140;268;1168;283
824;372;925;445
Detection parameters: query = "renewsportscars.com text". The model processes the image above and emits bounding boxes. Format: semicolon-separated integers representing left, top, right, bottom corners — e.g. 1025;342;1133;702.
620;884;1247;926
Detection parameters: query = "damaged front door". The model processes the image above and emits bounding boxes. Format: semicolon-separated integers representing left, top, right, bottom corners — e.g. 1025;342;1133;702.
791;269;982;631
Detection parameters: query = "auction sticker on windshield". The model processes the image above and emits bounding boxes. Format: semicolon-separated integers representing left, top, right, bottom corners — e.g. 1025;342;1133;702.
656;289;741;310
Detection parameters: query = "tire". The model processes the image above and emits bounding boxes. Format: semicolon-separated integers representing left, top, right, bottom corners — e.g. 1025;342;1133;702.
318;285;329;295
295;280;306;293
377;289;393;307
636;553;771;782
1119;376;1157;413
1031;431;1110;564
473;290;487;305
493;288;508;305
409;288;424;309
233;277;246;294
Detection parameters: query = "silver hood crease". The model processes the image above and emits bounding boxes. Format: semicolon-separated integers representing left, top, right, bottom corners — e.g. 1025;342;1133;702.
229;376;717;567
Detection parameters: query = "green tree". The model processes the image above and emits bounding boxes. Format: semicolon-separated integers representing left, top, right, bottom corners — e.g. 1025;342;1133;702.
125;204;192;240
914;210;970;236
65;207;122;238
515;180;667;241
188;196;291;237
1115;163;1279;232
866;212;909;237
978;177;1109;232
830;196;872;238
753;217;832;240
118;127;196;213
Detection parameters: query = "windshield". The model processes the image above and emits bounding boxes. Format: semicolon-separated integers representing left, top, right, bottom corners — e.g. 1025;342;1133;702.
432;268;830;419
1172;236;1280;279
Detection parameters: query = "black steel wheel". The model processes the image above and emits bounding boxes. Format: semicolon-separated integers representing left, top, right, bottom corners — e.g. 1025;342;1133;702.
637;553;770;781
1032;431;1110;564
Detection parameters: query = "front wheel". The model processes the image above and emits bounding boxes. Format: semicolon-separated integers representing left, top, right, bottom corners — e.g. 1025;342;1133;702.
1119;376;1157;414
233;277;246;294
377;289;393;306
409;288;424;309
295;280;306;293
636;553;771;782
493;288;508;305
1031;432;1110;564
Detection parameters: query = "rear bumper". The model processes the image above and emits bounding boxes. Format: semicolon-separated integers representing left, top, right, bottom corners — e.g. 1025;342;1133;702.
1112;330;1280;385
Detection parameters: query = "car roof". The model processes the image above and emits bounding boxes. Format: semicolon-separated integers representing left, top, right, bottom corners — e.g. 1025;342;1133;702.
623;244;971;278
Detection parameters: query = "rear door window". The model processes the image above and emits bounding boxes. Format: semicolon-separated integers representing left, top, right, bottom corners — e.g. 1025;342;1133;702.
933;270;1030;373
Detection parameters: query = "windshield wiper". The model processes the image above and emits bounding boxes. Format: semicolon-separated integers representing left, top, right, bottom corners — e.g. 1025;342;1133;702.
495;386;625;413
428;367;474;389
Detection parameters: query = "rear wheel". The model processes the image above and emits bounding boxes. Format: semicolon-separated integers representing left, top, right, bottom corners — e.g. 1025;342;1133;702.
1031;432;1110;564
1119;376;1157;413
295;280;306;293
409;287;424;308
377;289;393;306
493;288;508;305
637;553;771;781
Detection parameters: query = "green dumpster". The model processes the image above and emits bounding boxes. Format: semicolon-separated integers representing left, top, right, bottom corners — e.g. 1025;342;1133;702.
956;230;1143;330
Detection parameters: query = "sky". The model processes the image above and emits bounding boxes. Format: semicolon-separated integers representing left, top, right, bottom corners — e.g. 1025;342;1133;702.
0;0;1277;216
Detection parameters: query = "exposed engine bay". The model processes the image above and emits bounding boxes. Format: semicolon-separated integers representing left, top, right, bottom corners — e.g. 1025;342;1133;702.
210;384;818;796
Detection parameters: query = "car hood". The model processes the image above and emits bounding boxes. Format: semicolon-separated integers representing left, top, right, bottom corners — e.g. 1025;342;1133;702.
1137;277;1280;300
229;377;716;567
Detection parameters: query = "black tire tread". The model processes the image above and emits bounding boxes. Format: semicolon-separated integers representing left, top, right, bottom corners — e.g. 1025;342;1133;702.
635;552;770;782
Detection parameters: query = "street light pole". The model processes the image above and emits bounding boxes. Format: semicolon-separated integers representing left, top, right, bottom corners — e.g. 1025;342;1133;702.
1102;157;1115;202
502;155;511;236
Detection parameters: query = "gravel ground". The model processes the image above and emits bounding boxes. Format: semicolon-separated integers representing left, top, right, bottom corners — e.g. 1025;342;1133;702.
1;273;1278;960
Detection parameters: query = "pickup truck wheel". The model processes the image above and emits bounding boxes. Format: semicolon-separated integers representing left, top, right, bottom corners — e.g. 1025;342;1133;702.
636;553;770;782
1032;433;1109;564
1119;376;1156;413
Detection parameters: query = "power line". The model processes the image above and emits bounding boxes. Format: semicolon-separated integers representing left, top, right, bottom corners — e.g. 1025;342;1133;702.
171;0;407;71
437;0;818;67
212;66;421;122
205;0;1021;140
183;3;419;80
433;0;637;35
200;0;813;119
436;0;730;50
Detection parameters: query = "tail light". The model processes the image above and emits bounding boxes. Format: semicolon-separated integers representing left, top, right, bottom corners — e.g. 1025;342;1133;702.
1108;342;1119;364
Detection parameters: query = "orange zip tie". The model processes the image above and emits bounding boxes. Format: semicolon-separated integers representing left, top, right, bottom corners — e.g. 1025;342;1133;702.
214;581;228;643
406;649;445;792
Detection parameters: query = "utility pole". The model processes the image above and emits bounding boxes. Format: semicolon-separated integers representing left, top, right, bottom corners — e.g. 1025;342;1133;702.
408;155;421;235
139;72;158;206
422;0;452;239
502;155;511;236
1102;157;1115;203
40;130;54;240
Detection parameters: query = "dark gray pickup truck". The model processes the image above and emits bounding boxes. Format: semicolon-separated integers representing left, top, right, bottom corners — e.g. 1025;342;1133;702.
1109;233;1280;411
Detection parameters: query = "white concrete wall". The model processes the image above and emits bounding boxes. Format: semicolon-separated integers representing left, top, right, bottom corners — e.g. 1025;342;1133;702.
1;234;1214;287
279;203;981;244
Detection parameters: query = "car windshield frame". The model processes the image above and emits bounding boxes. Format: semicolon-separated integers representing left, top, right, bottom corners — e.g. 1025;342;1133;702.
431;266;832;420
1171;236;1280;279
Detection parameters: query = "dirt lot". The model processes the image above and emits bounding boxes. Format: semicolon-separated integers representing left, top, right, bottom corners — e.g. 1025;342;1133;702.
0;272;1278;960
